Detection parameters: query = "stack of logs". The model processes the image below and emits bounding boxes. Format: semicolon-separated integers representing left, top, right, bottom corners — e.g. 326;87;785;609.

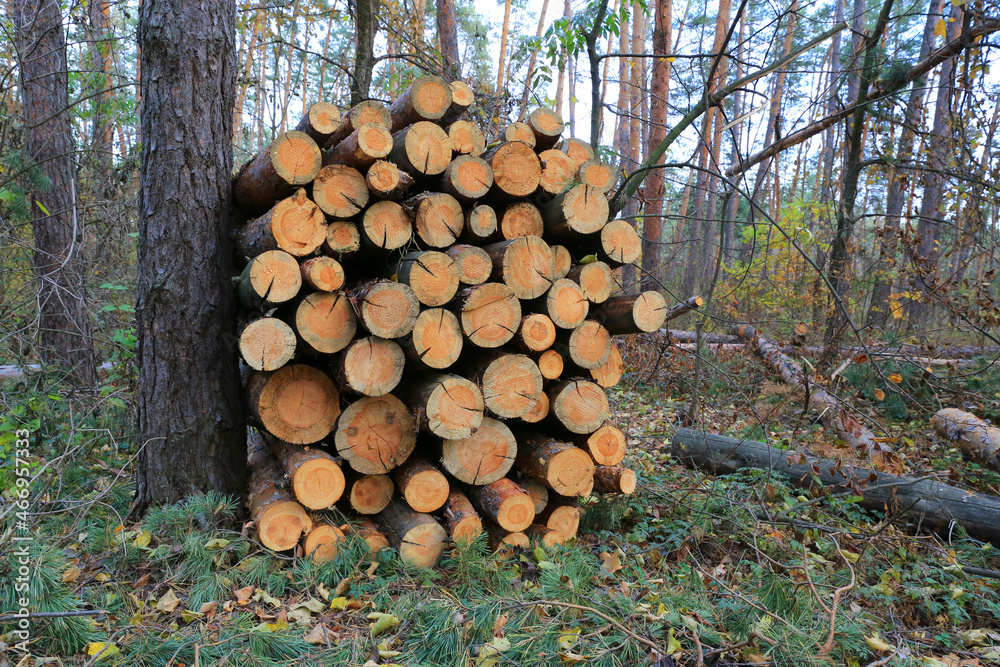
236;76;671;568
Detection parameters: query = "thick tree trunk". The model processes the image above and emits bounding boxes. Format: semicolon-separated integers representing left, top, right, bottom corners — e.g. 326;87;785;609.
132;0;244;515
436;0;461;80
350;0;378;105
13;0;96;385
642;0;672;290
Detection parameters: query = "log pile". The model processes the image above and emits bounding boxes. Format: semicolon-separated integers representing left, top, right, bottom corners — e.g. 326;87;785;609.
234;76;663;568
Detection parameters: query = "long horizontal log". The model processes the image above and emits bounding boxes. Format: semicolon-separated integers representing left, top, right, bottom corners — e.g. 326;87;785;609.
670;428;1000;545
931;409;1000;473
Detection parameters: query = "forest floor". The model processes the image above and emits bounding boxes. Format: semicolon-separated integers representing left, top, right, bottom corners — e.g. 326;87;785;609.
2;342;1000;666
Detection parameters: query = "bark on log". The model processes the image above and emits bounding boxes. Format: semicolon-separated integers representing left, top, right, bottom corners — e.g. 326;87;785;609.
592;465;636;495
525;278;589;330
396;250;460;306
470;352;544;419
389;75;454;130
526;525;565;547
487;141;542;199
405;372;485;439
515;434;595;496
235;131;323;213
670;427;1000;545
350;516;391;551
401;308;464;370
517;313;557;353
302;521;345;562
543;185;609;238
526;106;564;150
567;261;613;304
300;256;345;292
393;458;450;513
344;471;395;514
312;164;369;218
365;160;414;199
239;318;297;371
931;409;1000;472
361;200;413;252
452;282;522;349
245;365;341;444
547;380;609;434
294;101;343;145
734;325;884;456
538;149;577;195
466;478;536;532
235;189;327;257
378;499;448;568
438;154;493;202
349;279;420;339
440;417;517;484
390;121;453;176
577;159;614;193
247;433;312;551
521;478;549;514
323;220;362;256
461;204;498;242
334;394;417;474
236;250;303;309
443;489;484;545
593;292;668;334
405;192;464;247
484;235;556;300
324;100;391;149
445;244;493;285
290;291;357;355
264;434;346;509
324;122;393;170
663;296;705;323
333;335;405;396
447;120;486;156
498;202;545;240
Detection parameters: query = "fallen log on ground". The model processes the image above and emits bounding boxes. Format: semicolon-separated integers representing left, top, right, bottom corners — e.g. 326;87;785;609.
931;409;1000;473
670;428;1000;545
666;343;978;367
734;325;885;457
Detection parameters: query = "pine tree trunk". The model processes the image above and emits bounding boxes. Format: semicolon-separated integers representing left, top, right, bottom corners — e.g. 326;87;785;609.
436;0;461;79
132;0;243;515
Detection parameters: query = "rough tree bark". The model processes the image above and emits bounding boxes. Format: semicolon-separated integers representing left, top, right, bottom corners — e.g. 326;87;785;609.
132;0;245;515
350;0;378;105
436;0;461;80
12;0;96;385
641;0;672;290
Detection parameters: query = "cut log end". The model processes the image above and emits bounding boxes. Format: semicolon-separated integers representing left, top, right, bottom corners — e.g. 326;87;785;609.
538;149;577;195
355;280;420;339
544;279;589;329
395;459;451;513
550;380;609;435
518;313;557;352
459;282;522;349
379;501;448;569
540;503;580;539
339;336;405;396
568;320;612;369
601;219;642;266
579;424;627;465
448;120;486;156
528;525;566;548
551;245;572;279
405;308;464;369
398;251;460;307
442;155;493;201
489;141;542;198
271;131;323;185
303;523;345;563
568;261;613;304
521;478;549;514
519;391;550;423
443;489;484;545
547;185;609;236
447;245;493;285
335;394;416;474
288;450;346;509
237;250;303;308
500;202;544;240
247;364;341;444
237;189;327;257
491;235;555;300
527;107;565;149
519;437;595;496
295;291;357;354
257;499;311;551
300;256;345;292
416;374;485;439
352;517;391;551
441;417;517;484
501;122;536;148
560;137;595;168
480;354;543;419
469;478;536;532
363;200;412;251
313;164;369;218
463;204;498;241
537;349;564;380
590;345;624;388
324;220;361;256
240;318;297;371
348;474;395;514
595;291;668;335
578;159;614;193
298;102;342;141
394;121;453;176
593;466;637;495
410;192;464;247
366;160;403;197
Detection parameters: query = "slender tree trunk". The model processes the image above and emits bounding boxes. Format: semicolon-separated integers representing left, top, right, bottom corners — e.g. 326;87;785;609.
351;0;378;104
12;0;96;385
437;0;461;80
641;0;673;290
88;0;112;179
622;2;646;292
497;0;512;94
909;3;963;329
133;0;245;514
278;0;301;134
867;0;939;327
519;0;552;120
700;0;731;288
